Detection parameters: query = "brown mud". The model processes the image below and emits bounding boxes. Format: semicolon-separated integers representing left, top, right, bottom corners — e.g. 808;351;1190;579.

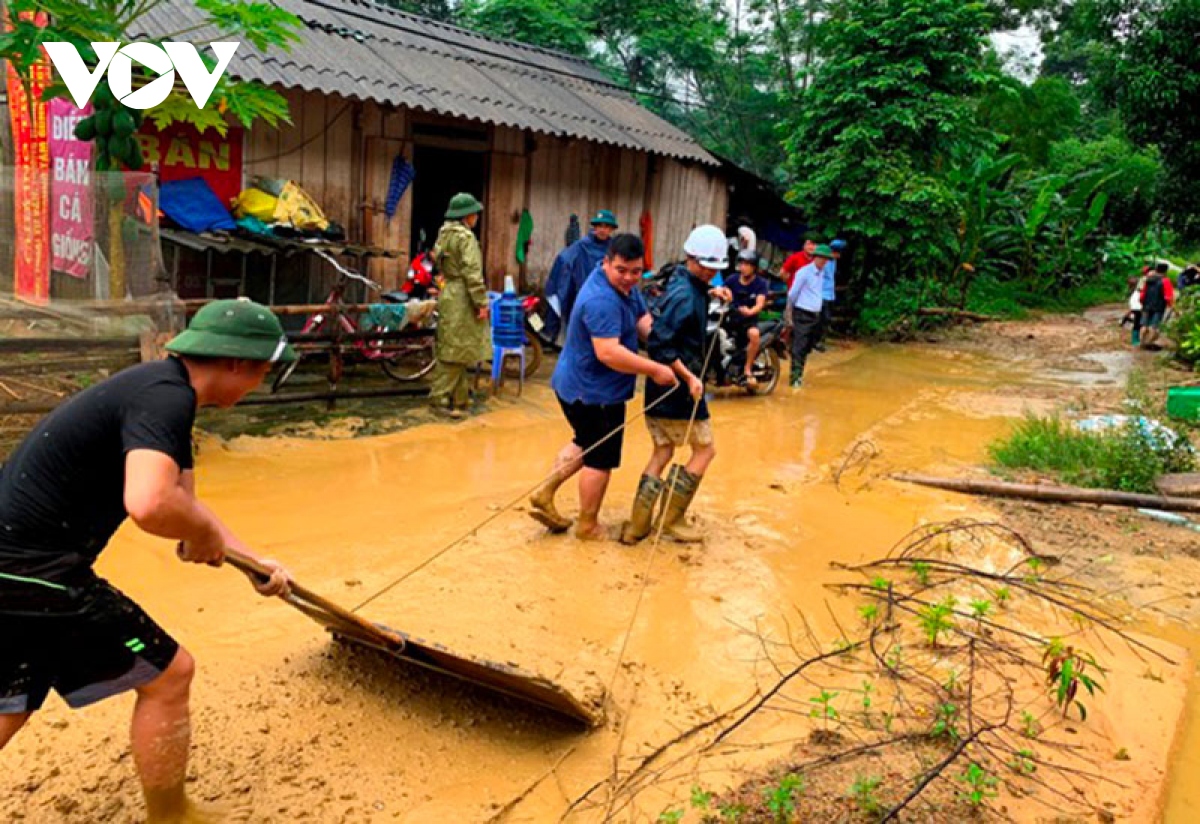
1;306;1198;822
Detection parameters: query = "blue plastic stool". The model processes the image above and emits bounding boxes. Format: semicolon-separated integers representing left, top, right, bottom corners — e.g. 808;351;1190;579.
490;291;527;395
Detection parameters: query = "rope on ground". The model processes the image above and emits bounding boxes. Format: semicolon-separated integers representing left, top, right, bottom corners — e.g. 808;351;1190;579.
598;307;727;817
350;380;682;613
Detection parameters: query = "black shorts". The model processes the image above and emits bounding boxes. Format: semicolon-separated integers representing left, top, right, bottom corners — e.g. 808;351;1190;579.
726;314;760;344
557;396;626;470
0;577;179;714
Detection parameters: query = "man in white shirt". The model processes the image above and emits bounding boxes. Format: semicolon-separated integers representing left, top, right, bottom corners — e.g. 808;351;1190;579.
785;244;832;388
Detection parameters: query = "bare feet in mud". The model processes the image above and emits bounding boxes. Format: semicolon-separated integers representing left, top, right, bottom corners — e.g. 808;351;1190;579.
574;521;612;541
148;798;251;824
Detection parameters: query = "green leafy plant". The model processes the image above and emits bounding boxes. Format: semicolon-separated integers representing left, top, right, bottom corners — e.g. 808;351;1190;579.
931;702;961;742
994;586;1012;607
849;775;884;816
718;801;747;822
763;773;804;822
870;575;891;591
858;603;880;624
1008;748;1038;775
957;762;999;808
990;414;1195;495
911;561;932;587
691;784;713;810
1043;641;1105;720
944;669;961;696
861;680;875;713
970;599;992;619
809;689;839;727
1020;710;1041;740
917;597;957;648
657;810;683;824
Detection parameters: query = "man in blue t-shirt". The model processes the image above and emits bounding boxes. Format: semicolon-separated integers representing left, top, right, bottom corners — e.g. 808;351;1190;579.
727;248;770;387
532;234;678;540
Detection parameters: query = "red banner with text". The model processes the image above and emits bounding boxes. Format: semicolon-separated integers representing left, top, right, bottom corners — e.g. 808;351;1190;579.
136;122;244;208
5;11;51;304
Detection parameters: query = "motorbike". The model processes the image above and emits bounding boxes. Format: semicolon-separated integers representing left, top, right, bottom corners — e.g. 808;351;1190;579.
706;302;785;395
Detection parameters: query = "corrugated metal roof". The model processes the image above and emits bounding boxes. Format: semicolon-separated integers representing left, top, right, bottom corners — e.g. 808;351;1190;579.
134;0;716;164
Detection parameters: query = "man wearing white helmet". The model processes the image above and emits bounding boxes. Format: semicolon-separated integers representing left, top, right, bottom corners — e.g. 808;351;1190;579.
621;224;731;545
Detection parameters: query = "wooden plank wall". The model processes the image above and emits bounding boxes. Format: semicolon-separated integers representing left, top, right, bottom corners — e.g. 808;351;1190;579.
484;126;526;288
648;157;729;271
241;87;728;298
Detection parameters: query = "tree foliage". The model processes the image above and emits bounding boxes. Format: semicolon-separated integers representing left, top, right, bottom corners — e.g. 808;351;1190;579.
783;0;998;283
0;0;301;154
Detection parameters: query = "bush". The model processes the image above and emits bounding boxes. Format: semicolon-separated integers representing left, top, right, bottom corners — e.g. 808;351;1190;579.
989;414;1194;493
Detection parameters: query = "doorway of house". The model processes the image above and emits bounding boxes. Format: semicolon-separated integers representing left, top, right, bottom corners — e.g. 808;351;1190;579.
410;145;488;258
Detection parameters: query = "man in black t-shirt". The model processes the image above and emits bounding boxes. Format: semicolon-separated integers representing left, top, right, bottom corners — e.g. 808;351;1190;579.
727;248;769;387
0;299;295;824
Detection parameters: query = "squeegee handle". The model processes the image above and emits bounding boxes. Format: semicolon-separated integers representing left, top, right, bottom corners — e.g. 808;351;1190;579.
223;548;406;650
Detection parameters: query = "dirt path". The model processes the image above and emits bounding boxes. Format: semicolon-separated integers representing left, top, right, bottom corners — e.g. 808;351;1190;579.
1;307;1196;822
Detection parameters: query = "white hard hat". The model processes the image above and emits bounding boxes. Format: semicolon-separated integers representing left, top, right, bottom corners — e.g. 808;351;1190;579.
684;225;728;270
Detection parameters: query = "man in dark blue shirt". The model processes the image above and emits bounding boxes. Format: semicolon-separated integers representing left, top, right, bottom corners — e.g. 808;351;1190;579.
533;234;678;539
727;248;769;387
621;225;731;545
543;209;618;342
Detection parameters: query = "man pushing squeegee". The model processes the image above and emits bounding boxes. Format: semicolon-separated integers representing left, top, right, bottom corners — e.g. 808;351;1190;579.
1;299;598;823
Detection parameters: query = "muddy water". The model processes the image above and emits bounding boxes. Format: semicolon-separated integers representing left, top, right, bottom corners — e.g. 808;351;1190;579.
3;342;1197;822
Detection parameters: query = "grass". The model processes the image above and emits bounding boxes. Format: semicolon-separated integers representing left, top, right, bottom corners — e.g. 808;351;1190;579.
989;413;1194;493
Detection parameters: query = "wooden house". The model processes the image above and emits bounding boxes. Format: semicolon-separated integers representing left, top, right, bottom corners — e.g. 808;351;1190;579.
137;0;728;301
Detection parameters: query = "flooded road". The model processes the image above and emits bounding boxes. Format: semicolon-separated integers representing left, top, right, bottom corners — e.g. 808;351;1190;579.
2;340;1196;822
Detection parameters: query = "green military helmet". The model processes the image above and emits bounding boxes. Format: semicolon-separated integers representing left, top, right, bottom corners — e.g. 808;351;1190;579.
165;298;296;363
813;244;835;258
589;209;618;228
445;192;484;219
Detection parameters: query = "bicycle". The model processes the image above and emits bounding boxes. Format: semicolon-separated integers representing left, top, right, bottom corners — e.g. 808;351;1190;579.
271;250;437;393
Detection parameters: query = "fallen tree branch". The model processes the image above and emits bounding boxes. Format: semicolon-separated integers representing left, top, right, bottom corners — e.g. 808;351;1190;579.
894;473;1200;514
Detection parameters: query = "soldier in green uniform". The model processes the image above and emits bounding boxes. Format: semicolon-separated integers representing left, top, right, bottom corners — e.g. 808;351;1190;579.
429;194;489;419
429;193;491;418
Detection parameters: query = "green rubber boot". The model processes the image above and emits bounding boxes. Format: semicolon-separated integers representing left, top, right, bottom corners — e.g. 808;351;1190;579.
660;465;703;543
620;474;665;545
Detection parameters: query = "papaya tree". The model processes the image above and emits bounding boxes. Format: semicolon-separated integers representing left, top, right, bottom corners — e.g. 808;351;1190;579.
0;0;301;296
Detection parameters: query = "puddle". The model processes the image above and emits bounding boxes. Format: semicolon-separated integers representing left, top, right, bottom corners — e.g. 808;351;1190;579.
1042;349;1136;387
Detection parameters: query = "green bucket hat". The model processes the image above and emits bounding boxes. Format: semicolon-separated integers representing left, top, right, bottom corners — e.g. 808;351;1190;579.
590;209;618;227
445;192;484;219
813;244;835;258
166;298;296;363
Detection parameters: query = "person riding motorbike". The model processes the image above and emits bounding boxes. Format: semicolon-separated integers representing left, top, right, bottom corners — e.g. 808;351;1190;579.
725;248;769;387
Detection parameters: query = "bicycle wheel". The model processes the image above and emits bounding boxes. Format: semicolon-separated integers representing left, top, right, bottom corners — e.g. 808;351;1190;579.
380;339;436;382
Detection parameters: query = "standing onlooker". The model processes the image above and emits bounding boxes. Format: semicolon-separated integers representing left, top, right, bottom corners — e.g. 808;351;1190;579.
429;193;490;418
727;248;769;387
544;209;619;342
1140;262;1175;348
1122;273;1145;346
786;244;832;388
621;225;729;545
782;237;816;289
531;234;677;539
1178;263;1200;292
814;238;846;352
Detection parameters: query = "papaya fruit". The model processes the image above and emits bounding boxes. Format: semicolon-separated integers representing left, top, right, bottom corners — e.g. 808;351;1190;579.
95;135;108;157
113;109;135;137
94;108;112;136
74;116;96;141
127;142;145;170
